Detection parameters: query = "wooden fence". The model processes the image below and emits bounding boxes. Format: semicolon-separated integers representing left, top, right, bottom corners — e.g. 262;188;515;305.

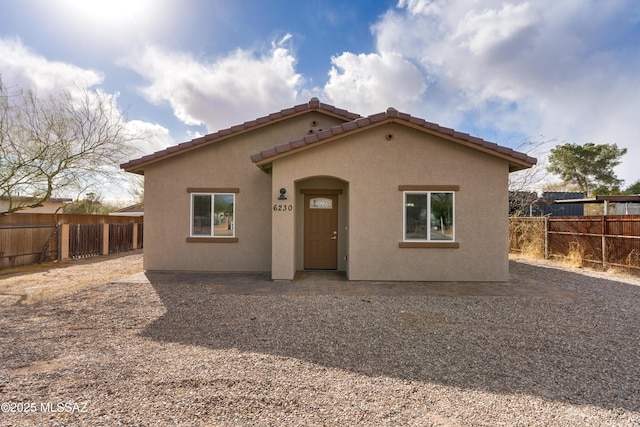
510;215;640;273
0;213;143;268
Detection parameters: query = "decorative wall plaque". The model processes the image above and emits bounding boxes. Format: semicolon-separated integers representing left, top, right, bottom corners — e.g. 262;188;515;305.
310;197;332;209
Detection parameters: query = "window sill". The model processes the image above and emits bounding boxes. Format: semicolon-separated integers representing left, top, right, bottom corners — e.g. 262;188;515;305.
399;241;459;249
187;237;239;243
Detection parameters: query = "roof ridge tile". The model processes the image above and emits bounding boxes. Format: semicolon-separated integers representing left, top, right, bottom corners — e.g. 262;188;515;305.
291;138;307;148
355;118;371;127
317;129;333;139
341;121;358;131
369;112;387;122
275;143;292;153
303;133;320;143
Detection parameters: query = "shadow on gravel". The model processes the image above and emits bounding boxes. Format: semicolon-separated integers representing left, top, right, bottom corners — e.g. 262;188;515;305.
141;261;640;412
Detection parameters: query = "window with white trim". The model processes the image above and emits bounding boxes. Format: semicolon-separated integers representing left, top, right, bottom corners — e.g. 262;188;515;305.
190;193;235;237
404;191;455;241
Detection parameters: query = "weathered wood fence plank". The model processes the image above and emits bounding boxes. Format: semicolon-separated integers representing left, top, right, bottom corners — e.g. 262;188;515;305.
510;215;640;273
0;214;143;268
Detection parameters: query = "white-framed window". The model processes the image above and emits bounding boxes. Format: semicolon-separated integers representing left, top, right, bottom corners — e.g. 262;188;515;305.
403;191;455;241
190;192;235;238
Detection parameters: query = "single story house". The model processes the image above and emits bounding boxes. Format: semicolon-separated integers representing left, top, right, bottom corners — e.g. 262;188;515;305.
0;196;72;214
122;98;536;281
110;202;144;217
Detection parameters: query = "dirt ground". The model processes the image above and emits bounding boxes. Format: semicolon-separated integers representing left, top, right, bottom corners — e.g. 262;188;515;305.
1;251;639;425
1;251;639;304
0;250;143;306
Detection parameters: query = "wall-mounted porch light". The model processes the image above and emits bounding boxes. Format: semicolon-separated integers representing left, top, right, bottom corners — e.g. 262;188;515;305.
278;188;287;200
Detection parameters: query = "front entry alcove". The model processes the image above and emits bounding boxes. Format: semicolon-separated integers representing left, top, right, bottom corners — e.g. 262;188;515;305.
295;177;349;275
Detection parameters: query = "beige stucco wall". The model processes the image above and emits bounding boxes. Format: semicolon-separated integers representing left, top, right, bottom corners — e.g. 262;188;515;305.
142;112;347;272
0;200;68;214
269;175;349;279
143;111;513;281
270;122;511;281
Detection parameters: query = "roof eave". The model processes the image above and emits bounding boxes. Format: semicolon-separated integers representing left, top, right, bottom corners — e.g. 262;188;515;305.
252;119;393;170
397;120;537;172
120;97;362;173
508;159;538;173
122;166;145;175
120;113;301;173
251;115;537;171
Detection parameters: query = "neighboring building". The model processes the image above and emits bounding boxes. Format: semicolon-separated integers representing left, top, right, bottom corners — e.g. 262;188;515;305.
554;194;640;216
0;197;72;214
538;192;585;216
110;203;144;217
510;192;585;216
122;98;536;281
615;202;640;215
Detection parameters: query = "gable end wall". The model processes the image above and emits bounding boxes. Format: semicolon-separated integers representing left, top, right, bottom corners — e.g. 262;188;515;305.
142;112;347;272
271;123;510;281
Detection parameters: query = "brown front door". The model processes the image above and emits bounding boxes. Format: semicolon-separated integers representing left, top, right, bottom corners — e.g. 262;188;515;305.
304;194;338;269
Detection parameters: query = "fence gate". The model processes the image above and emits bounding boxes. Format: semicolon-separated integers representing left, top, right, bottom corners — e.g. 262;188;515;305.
109;223;134;253
68;224;103;259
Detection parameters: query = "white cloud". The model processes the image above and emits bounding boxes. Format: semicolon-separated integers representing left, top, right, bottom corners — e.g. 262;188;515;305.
453;3;537;56
397;0;443;17
0;37;103;93
369;0;640;186
323;51;427;115
125;120;174;156
0;37;177;199
123;37;303;132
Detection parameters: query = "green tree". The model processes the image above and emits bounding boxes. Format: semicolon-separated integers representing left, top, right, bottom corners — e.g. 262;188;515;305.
625;180;640;194
64;193;109;214
547;142;627;196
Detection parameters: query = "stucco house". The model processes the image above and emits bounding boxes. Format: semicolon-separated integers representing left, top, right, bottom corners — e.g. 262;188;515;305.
0;196;72;214
121;98;536;281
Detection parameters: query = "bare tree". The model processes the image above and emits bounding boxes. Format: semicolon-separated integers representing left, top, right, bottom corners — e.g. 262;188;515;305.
0;78;140;214
128;174;145;204
508;138;552;216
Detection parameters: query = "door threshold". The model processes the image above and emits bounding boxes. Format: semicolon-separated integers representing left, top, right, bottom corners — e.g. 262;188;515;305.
294;270;347;282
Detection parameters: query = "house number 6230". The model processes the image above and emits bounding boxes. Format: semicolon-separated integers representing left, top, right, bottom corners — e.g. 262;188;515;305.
273;204;293;212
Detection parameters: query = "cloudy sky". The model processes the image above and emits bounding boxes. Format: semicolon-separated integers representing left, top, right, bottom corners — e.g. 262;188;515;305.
1;0;639;192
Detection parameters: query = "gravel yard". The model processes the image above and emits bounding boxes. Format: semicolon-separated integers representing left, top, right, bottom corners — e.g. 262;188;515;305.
1;252;639;426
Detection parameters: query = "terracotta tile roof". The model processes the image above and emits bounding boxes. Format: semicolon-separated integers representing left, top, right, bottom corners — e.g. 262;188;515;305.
0;196;73;203
114;202;144;213
121;98;361;174
250;107;537;172
121;98;536;174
